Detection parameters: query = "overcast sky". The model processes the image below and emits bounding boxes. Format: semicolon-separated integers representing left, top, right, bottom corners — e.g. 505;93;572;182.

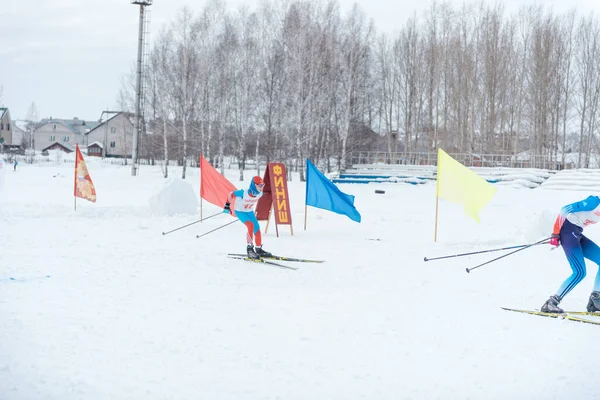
2;0;599;121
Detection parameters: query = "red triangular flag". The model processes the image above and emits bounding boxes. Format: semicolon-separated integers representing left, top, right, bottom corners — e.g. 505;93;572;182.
74;144;97;203
200;155;236;208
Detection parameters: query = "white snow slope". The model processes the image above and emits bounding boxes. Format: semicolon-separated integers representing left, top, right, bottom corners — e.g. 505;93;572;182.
0;162;598;400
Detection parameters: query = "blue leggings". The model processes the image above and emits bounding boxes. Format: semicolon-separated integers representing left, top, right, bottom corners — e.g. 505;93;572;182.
556;219;600;300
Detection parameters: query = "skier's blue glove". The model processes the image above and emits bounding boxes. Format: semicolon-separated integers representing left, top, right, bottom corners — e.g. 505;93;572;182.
223;202;232;214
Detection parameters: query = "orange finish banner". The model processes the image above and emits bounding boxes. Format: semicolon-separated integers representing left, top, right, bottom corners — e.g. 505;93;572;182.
256;163;293;235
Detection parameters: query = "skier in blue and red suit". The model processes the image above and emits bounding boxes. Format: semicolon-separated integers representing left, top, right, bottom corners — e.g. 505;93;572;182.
542;195;600;313
223;176;273;259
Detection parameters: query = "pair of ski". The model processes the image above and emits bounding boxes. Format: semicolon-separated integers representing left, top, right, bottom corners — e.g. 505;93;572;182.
502;307;600;326
227;253;324;270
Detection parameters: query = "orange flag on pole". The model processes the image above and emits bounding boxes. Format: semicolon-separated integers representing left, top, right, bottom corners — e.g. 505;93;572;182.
199;155;236;218
74;144;96;208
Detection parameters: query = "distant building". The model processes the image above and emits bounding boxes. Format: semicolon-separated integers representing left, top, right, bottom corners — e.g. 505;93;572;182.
87;141;103;157
41;142;75;154
34;117;100;152
0;108;13;145
11;120;32;148
85;112;134;158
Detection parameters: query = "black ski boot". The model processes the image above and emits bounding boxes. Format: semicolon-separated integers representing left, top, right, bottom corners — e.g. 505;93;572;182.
586;291;600;312
247;245;260;259
255;246;272;258
541;295;564;313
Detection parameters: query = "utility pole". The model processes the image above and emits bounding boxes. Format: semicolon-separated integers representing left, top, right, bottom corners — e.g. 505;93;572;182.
131;0;152;176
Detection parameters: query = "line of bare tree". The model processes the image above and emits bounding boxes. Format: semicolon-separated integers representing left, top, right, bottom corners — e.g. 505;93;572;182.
118;0;600;179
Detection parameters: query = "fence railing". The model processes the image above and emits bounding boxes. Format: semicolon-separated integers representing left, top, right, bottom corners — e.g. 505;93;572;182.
1;151;265;170
1;148;584;171
348;151;575;170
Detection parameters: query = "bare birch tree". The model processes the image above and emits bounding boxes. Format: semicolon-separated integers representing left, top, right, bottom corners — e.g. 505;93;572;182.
558;10;577;167
169;7;203;179
256;0;287;166
147;27;174;177
25;102;39;157
230;8;261;181
336;4;372;170
575;15;600;167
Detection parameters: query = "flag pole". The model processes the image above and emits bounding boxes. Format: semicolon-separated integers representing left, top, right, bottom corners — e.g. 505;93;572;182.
434;149;440;242
265;205;271;234
74;145;78;211
304;203;308;231
199;153;203;222
275;206;280;238
304;164;308;231
304;159;308;231
434;195;439;242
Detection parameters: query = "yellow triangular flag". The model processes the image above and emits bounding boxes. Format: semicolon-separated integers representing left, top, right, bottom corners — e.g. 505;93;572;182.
436;148;497;223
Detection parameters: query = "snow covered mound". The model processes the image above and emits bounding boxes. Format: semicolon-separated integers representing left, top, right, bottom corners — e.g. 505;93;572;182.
540;168;600;191
149;178;198;216
340;164;552;188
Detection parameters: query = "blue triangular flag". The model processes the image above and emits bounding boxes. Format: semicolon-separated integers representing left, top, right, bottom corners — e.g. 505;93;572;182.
305;159;361;223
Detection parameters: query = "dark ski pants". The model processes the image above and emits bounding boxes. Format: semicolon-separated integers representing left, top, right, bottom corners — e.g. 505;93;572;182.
555;219;600;300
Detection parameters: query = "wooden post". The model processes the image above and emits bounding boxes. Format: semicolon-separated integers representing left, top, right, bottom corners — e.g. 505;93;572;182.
304;204;308;231
264;205;271;234
434;196;439;242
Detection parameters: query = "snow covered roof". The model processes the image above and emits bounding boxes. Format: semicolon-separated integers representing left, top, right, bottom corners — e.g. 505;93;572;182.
12;120;29;132
41;142;75;153
38;118;101;135
88;141;103;148
85;112;133;136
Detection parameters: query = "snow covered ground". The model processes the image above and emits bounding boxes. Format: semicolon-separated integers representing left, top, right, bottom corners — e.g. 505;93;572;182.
0;161;598;400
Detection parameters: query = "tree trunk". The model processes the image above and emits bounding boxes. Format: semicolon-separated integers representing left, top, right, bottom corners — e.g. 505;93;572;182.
163;117;169;178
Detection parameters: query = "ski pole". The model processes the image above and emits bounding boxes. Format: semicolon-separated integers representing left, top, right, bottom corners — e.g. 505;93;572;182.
196;219;239;239
424;241;550;262
162;212;221;236
466;237;552;273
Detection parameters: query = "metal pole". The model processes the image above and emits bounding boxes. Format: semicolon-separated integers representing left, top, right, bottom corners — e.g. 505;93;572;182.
465;237;551;273
424;241;550;262
161;212;222;236
131;4;144;176
196;219;238;239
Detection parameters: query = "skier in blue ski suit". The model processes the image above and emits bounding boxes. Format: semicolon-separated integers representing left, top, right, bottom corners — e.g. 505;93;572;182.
542;195;600;313
223;176;273;259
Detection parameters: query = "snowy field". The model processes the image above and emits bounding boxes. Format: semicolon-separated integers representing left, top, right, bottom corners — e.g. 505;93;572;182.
0;161;599;400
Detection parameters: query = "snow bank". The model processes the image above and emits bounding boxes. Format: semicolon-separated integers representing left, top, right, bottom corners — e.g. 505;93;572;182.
541;168;600;191
148;178;198;216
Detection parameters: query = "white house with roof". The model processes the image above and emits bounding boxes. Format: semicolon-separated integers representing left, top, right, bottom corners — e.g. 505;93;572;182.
85;112;134;158
34;117;100;152
0;108;13;145
11;120;32;148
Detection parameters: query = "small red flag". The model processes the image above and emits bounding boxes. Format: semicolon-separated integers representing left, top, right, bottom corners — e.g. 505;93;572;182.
74;144;96;203
200;155;236;208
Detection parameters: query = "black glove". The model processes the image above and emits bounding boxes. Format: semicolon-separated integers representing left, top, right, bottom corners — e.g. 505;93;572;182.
223;202;231;214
